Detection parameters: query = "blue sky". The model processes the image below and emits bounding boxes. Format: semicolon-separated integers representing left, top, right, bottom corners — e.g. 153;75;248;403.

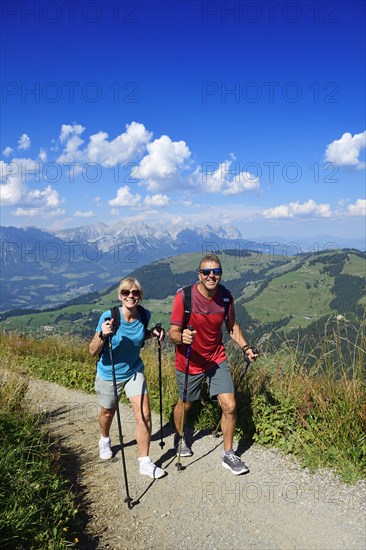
1;0;365;243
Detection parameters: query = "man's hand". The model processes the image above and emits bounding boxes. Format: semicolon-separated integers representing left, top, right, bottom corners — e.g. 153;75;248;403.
181;326;196;345
244;346;259;362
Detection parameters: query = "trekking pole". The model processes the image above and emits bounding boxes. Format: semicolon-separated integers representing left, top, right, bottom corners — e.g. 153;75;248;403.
213;347;259;438
106;319;133;509
176;325;194;471
154;323;165;449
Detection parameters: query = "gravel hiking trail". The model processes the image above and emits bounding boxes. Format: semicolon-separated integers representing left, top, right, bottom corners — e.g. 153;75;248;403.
23;377;365;550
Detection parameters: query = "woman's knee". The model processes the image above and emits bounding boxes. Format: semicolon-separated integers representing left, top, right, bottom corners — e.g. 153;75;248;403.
136;407;151;425
100;407;115;419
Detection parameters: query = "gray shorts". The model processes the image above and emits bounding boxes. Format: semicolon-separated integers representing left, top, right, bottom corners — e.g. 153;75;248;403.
95;371;148;409
176;361;234;402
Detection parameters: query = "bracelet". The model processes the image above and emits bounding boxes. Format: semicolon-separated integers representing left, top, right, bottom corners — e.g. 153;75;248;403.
242;344;251;353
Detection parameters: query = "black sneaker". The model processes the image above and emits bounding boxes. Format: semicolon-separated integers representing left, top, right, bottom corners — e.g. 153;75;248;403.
222;450;249;475
174;434;193;457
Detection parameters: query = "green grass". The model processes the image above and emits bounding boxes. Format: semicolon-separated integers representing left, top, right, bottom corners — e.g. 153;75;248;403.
342;254;366;278
244;263;335;328
0;372;80;548
1;316;365;485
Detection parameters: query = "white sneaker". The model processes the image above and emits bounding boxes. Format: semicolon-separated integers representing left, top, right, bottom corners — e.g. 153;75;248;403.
138;457;166;479
99;436;113;460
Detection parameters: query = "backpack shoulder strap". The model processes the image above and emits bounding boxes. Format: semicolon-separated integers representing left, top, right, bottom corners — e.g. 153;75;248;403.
182;285;192;329
137;304;149;347
182;284;229;327
218;284;231;321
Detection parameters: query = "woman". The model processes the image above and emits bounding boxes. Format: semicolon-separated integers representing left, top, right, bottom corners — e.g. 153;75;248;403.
89;276;166;479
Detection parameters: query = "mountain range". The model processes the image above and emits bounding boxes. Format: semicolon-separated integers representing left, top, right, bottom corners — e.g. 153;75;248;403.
0;222;245;312
0;221;364;312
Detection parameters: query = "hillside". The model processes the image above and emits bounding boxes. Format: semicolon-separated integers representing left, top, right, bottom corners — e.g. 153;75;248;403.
1;249;365;356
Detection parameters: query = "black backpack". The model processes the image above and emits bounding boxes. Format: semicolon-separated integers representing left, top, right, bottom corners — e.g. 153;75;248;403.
109;304;149;347
181;284;231;328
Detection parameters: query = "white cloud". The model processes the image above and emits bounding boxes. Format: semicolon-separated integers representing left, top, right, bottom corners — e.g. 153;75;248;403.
93;196;103;207
198;159;260;194
74;210;95;218
346;199;366;216
57;124;86;164
39;148;47;161
325;131;366;169
3;146;14;157
0;158;38;205
108;185;141;207
0;158;61;208
13;207;66;218
262;199;332;219
137;135;191;191
18;133;31;150
59;124;85;143
87;122;152;167
0;161;26;204
171;215;184;224
27;185;61;207
144;194;170;207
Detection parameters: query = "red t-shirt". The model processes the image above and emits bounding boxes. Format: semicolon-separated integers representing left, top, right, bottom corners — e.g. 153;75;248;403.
170;283;235;374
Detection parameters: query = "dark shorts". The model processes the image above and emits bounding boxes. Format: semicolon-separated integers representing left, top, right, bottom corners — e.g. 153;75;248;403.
175;361;234;402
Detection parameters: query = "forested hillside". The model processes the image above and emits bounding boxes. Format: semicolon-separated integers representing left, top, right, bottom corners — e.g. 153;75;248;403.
1;250;364;362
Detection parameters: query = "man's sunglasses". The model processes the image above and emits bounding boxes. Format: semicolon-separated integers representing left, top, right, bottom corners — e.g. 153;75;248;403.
198;268;222;276
120;289;141;298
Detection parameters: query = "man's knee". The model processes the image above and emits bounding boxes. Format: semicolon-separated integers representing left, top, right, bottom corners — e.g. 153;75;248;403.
176;399;192;412
218;394;236;415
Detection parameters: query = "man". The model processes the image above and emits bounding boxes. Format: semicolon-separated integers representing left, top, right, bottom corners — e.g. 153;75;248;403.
168;253;258;475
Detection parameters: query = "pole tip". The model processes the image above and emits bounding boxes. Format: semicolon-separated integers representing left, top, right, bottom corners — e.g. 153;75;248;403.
125;496;133;509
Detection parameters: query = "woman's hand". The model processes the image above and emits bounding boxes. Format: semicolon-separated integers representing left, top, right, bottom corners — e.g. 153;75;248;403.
151;325;165;342
101;318;114;338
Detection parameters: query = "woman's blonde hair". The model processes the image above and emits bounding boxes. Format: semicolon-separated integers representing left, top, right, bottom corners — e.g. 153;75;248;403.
118;277;144;301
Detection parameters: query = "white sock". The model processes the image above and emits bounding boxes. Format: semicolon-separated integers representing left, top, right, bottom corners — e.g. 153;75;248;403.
138;456;151;464
100;435;110;442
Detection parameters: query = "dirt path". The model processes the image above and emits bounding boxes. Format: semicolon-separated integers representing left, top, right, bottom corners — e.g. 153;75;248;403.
24;378;366;550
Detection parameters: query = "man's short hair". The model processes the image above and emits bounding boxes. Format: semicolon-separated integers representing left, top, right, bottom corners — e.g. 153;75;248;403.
198;253;222;270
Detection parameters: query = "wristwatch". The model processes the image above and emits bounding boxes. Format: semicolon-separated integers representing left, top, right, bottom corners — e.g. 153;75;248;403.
99;330;106;340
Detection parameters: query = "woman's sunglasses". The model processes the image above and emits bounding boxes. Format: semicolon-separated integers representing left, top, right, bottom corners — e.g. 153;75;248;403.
198;268;222;276
120;289;141;298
